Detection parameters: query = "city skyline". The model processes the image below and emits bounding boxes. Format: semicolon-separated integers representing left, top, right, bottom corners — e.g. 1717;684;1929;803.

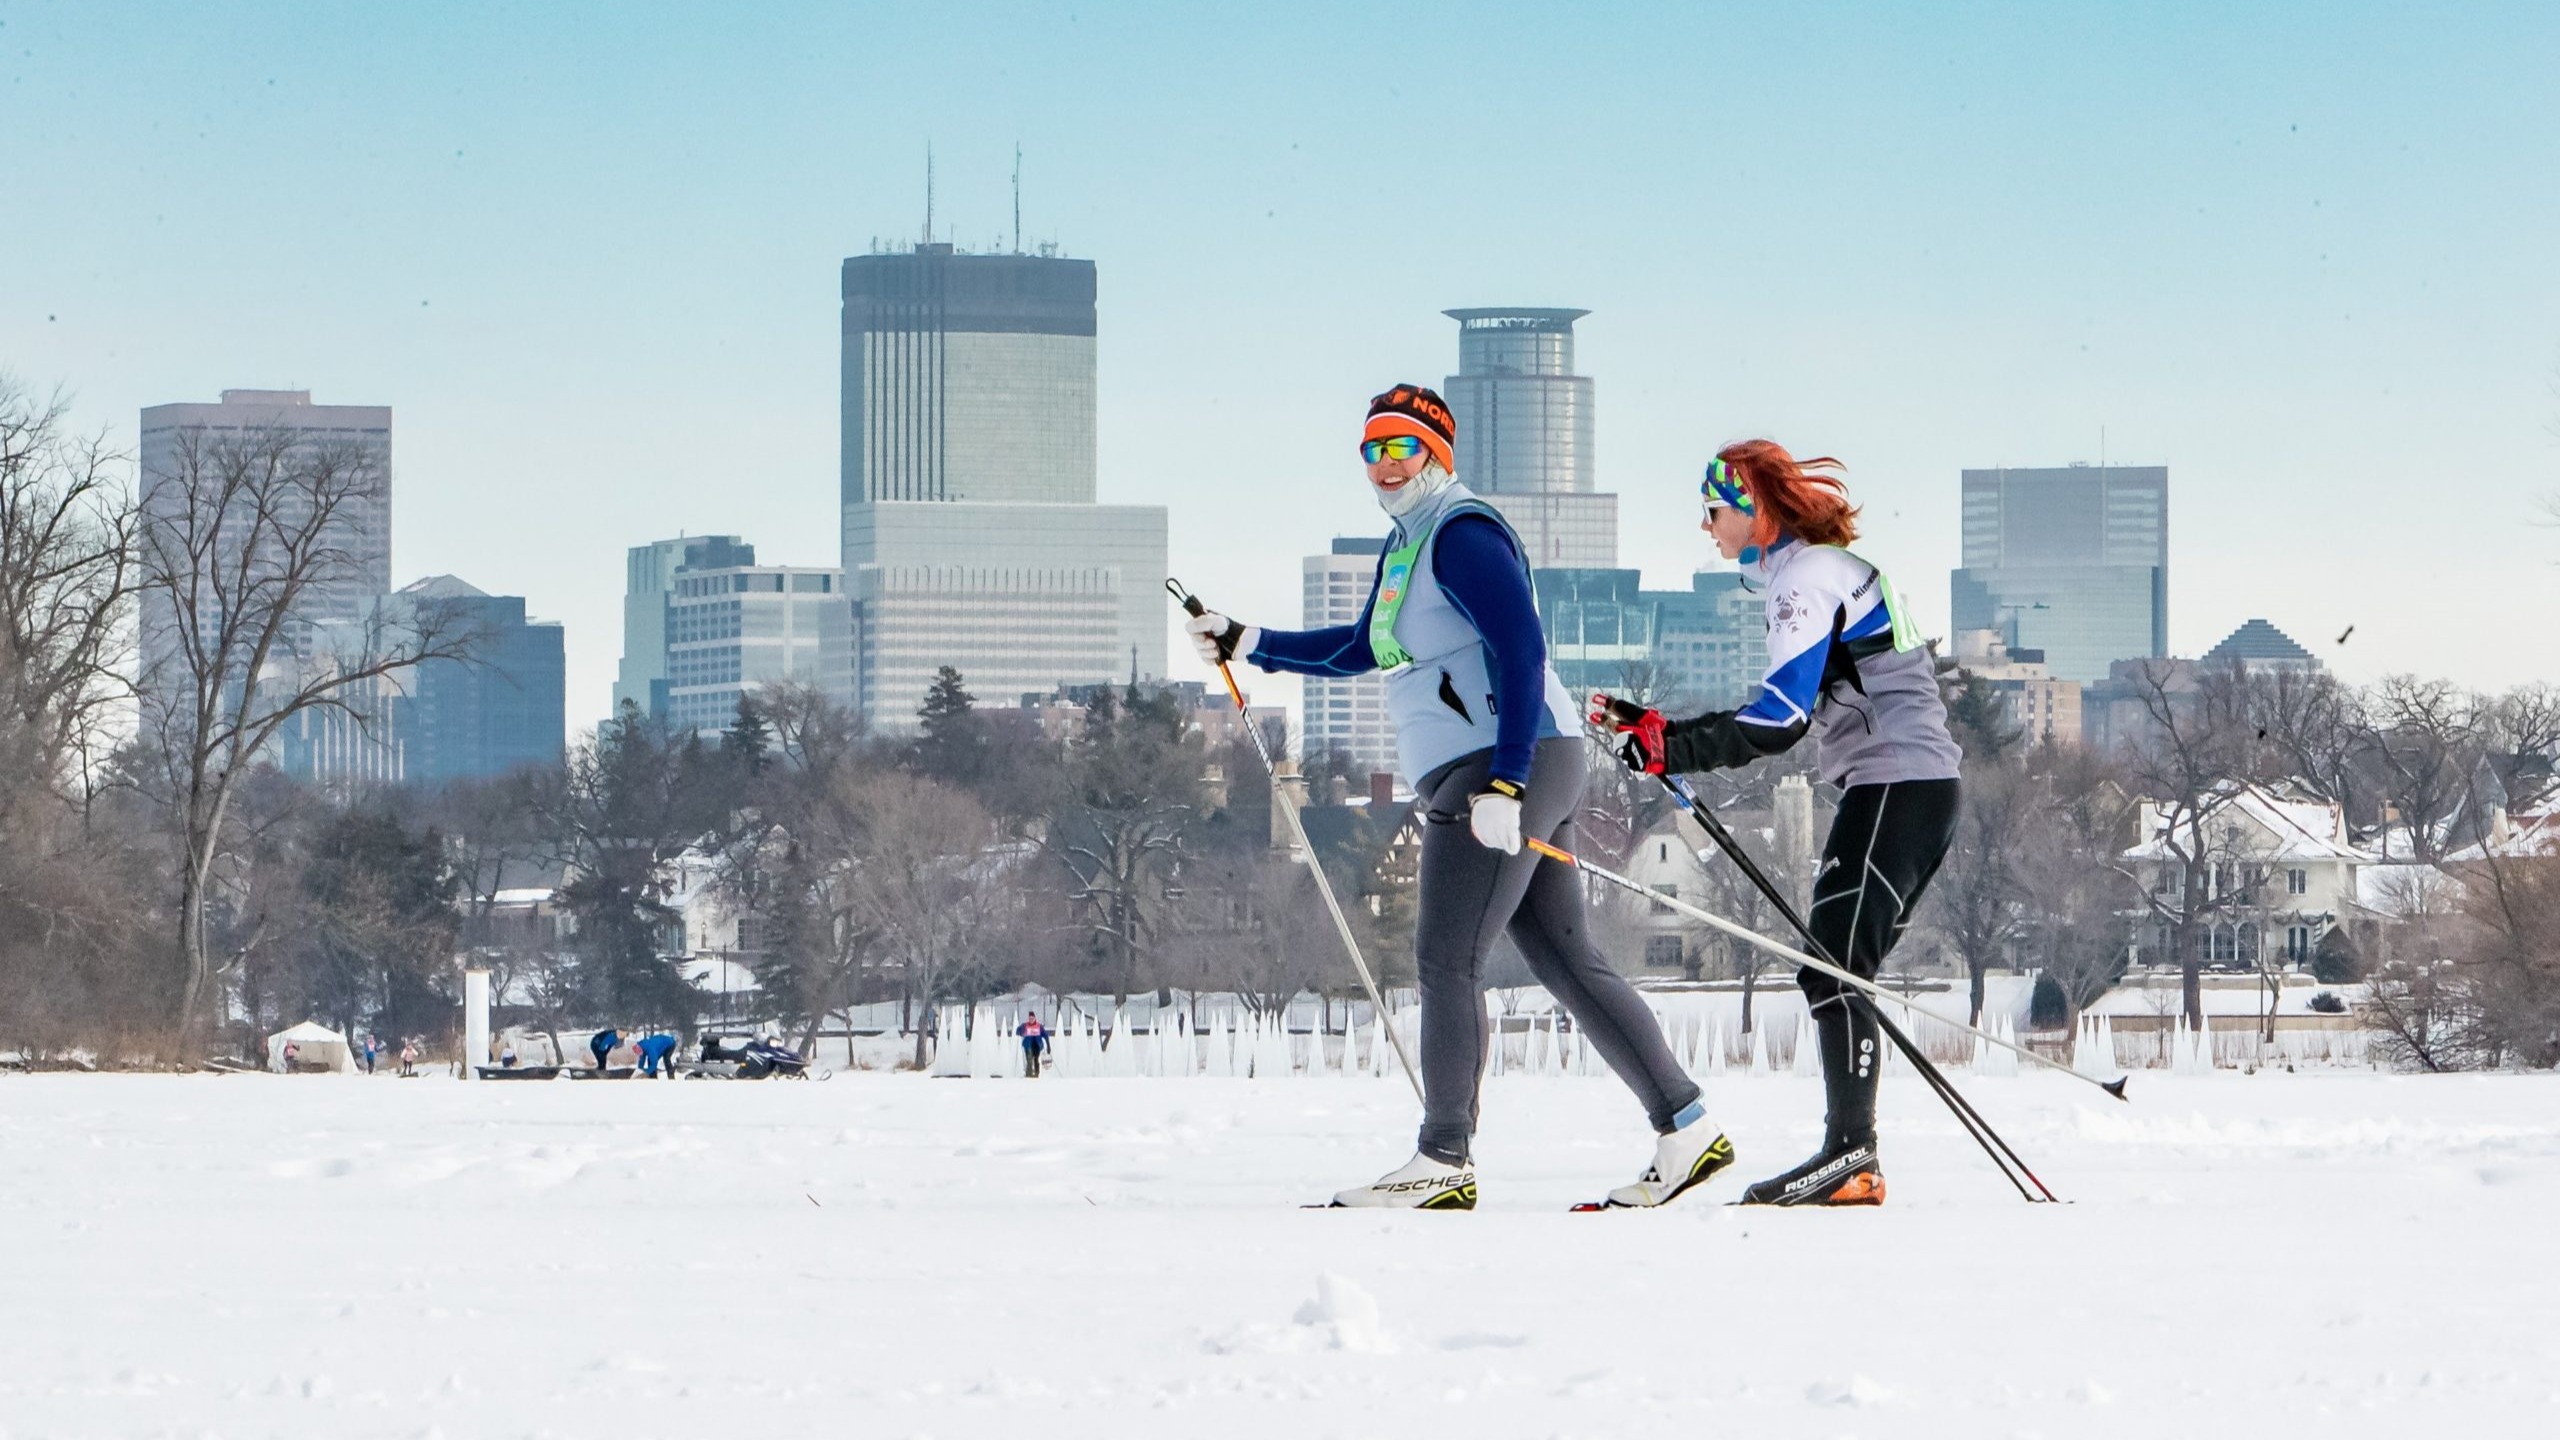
11;3;2557;736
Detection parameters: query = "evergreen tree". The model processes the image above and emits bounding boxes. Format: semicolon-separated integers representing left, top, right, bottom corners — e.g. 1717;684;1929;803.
914;665;988;787
722;695;774;777
1942;668;2023;761
548;702;726;1028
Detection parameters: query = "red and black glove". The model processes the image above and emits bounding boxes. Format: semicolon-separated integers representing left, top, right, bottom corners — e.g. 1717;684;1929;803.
1586;691;1669;775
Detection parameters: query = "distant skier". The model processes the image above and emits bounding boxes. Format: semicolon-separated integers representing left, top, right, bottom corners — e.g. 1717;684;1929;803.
1591;442;1963;1207
634;1032;679;1079
588;1027;621;1073
1016;1014;1048;1078
360;1034;379;1074
398;1040;419;1077
1183;384;1728;1210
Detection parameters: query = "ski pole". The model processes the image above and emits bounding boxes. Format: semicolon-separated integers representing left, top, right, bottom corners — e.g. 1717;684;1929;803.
1517;831;2123;1102
1641;770;2080;1201
1526;822;2055;1200
1650;768;2126;1103
1167;578;1425;1103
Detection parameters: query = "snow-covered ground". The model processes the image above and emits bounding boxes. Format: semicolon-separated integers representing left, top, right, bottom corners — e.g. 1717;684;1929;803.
4;1067;2555;1438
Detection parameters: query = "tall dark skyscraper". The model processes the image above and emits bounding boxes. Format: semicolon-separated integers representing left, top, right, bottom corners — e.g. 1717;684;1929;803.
393;577;565;784
841;245;1098;505
1950;464;2168;683
837;243;1166;728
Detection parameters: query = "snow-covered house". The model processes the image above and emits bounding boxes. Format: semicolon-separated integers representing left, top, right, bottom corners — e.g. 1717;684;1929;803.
2123;783;2369;969
1623;812;1720;974
2441;801;2560;865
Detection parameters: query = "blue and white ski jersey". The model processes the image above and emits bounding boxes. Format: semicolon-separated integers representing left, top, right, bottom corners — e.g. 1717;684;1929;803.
1662;539;1962;788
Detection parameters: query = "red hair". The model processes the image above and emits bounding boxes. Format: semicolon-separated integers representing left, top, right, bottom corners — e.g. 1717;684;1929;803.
1718;439;1858;549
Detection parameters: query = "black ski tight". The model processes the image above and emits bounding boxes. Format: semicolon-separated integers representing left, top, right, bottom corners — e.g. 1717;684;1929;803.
1799;779;1960;1147
1412;738;1701;1163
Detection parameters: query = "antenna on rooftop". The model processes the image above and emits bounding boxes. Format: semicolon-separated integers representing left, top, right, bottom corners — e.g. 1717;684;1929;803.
1012;143;1023;254
923;143;935;245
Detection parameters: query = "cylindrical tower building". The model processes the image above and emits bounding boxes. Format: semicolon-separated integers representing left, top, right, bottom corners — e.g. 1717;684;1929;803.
1441;308;1613;568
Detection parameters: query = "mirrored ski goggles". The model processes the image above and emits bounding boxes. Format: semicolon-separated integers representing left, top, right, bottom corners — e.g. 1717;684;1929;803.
1361;435;1429;464
1701;458;1754;515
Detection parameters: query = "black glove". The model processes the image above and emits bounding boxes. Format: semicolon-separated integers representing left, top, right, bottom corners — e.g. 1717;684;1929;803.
1587;691;1669;775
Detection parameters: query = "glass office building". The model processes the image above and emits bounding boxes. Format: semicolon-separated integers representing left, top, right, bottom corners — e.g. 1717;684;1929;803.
839;244;1167;730
1653;569;1763;711
1528;567;1763;713
1532;568;1654;695
1949;464;2167;682
841;498;1166;725
1300;538;1397;780
391;576;565;783
853;563;1126;724
1442;308;1616;569
614;535;752;719
615;536;853;734
663;561;853;736
274;577;565;788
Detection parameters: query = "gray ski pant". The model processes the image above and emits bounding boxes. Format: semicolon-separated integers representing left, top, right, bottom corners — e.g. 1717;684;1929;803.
1413;738;1702;1163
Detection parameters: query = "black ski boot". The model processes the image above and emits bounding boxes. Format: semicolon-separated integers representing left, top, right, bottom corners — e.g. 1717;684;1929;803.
1743;999;1886;1206
1738;1139;1884;1206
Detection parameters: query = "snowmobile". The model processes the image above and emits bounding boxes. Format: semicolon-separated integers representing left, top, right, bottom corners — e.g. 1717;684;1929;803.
683;1034;829;1080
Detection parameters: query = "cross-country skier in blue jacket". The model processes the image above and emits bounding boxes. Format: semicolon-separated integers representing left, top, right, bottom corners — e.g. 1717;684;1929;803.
1184;385;1730;1210
1016;1014;1049;1079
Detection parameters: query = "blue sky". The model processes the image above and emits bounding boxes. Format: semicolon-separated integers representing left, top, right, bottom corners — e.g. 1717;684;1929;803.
6;0;2557;728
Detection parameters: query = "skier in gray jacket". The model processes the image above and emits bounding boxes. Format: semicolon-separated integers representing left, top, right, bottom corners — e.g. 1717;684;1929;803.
1186;385;1731;1211
1594;440;1963;1207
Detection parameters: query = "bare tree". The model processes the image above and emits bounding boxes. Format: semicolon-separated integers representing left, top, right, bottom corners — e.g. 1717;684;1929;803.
1208;851;1340;1019
781;760;908;1043
2121;659;2263;1025
2361;676;2484;861
134;424;482;1046
2246;668;2369;820
836;769;1017;1067
2449;852;2560;1069
0;377;135;811
2481;684;2560;814
1928;753;2031;1023
0;379;158;1051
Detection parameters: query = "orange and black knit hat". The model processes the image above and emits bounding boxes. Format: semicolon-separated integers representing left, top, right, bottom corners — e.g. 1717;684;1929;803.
1363;383;1457;472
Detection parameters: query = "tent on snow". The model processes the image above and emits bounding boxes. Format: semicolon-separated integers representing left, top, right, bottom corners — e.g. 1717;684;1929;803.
267;1020;357;1074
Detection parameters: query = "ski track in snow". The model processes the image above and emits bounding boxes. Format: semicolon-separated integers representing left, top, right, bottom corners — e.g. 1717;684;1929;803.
1;1070;2555;1437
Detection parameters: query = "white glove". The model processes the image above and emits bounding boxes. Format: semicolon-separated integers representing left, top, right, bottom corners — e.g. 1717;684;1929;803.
1184;610;1258;666
1468;790;1524;855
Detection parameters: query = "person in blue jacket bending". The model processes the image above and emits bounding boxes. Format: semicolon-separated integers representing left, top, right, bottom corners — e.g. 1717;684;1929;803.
634;1032;679;1079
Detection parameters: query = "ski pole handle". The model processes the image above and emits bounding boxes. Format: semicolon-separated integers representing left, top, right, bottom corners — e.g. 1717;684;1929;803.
1167;577;1246;709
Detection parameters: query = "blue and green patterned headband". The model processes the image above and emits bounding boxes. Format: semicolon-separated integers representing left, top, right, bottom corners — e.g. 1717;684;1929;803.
1702;458;1754;514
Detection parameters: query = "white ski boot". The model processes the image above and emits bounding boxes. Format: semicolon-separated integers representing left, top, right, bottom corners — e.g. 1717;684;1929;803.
1590;1119;1735;1209
1323;1151;1477;1210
